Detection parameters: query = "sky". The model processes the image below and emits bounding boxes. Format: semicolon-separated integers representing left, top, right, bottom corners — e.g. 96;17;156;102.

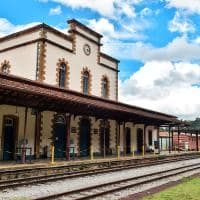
1;0;200;120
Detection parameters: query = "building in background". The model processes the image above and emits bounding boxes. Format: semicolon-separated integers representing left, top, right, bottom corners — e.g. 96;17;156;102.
0;19;178;161
159;131;200;151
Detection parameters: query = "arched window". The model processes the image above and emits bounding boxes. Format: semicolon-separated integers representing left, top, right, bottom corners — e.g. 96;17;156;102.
59;63;66;88
55;115;65;124
1;64;9;74
101;76;109;98
102;78;108;98
56;59;69;89
83;71;89;94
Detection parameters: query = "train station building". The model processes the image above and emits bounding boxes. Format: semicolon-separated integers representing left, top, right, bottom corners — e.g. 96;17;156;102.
0;19;179;161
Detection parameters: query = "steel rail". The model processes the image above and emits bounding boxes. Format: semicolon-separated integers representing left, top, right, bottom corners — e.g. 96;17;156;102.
33;163;200;200
0;155;200;190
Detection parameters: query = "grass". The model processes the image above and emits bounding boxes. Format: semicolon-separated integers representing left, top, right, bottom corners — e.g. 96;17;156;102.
143;176;200;200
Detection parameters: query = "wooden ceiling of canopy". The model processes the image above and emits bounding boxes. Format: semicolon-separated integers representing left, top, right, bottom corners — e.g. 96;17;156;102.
0;74;179;126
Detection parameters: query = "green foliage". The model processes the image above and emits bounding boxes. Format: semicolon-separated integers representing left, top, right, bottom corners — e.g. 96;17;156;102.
144;177;200;200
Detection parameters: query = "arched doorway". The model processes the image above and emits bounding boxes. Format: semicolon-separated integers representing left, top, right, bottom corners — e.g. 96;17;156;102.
2;116;18;160
80;118;90;156
137;128;143;152
54;115;67;158
126;127;131;154
100;121;110;156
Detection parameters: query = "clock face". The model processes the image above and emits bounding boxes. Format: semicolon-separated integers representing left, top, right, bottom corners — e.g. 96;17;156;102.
83;44;91;55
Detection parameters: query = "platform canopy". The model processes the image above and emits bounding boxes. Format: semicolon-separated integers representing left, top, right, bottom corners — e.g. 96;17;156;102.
0;74;180;126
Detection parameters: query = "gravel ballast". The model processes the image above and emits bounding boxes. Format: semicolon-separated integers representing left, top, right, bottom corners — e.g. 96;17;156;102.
0;158;200;200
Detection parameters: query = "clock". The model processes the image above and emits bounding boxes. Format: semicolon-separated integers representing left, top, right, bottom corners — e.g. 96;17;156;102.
83;44;91;55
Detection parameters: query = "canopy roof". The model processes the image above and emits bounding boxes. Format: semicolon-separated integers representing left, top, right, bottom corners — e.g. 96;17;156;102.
0;74;179;125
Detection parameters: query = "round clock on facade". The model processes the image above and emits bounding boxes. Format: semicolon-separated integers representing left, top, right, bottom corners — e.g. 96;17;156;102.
83;44;91;55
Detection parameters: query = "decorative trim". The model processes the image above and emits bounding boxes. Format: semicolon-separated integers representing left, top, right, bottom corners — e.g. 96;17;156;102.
99;63;119;72
45;39;73;53
56;58;70;89
0;39;39;53
36;29;47;82
97;45;100;64
50;113;56;146
0;38;73;54
0;60;11;74
115;71;118;101
101;75;110;99
100;52;120;63
69;30;102;46
69;22;77;54
0;23;72;44
80;67;92;95
68;19;103;38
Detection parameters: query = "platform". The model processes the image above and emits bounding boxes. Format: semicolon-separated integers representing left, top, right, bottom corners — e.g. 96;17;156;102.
0;151;199;171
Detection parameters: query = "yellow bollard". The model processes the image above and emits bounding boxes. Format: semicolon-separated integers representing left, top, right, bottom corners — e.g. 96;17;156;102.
117;146;120;159
90;145;94;160
51;145;55;164
132;145;135;158
142;145;145;157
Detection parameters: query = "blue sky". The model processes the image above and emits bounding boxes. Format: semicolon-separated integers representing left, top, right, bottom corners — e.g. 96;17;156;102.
1;0;200;120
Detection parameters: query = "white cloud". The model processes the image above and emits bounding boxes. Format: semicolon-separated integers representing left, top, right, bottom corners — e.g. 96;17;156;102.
40;0;142;19
48;0;116;18
195;37;200;44
87;18;144;41
166;0;200;14
169;11;195;34
0;18;40;37
119;61;200;120
49;5;62;15
102;36;200;62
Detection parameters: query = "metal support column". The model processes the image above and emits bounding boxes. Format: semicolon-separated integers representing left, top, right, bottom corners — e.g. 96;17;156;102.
191;133;192;151
196;131;199;152
144;125;147;153
157;126;160;154
178;126;180;152
22;107;28;163
168;126;171;154
171;129;174;151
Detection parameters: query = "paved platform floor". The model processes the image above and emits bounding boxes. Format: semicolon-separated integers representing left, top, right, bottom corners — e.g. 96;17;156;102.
0;151;199;171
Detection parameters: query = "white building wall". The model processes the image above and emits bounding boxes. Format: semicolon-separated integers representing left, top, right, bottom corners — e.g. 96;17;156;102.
45;34;117;100
0;43;38;80
46;32;72;50
0;30;40;50
100;56;118;69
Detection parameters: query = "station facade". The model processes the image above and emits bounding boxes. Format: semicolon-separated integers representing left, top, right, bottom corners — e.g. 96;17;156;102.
0;19;178;161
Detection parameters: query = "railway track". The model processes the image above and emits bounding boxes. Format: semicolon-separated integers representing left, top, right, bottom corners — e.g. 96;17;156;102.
0;154;200;190
33;162;200;200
